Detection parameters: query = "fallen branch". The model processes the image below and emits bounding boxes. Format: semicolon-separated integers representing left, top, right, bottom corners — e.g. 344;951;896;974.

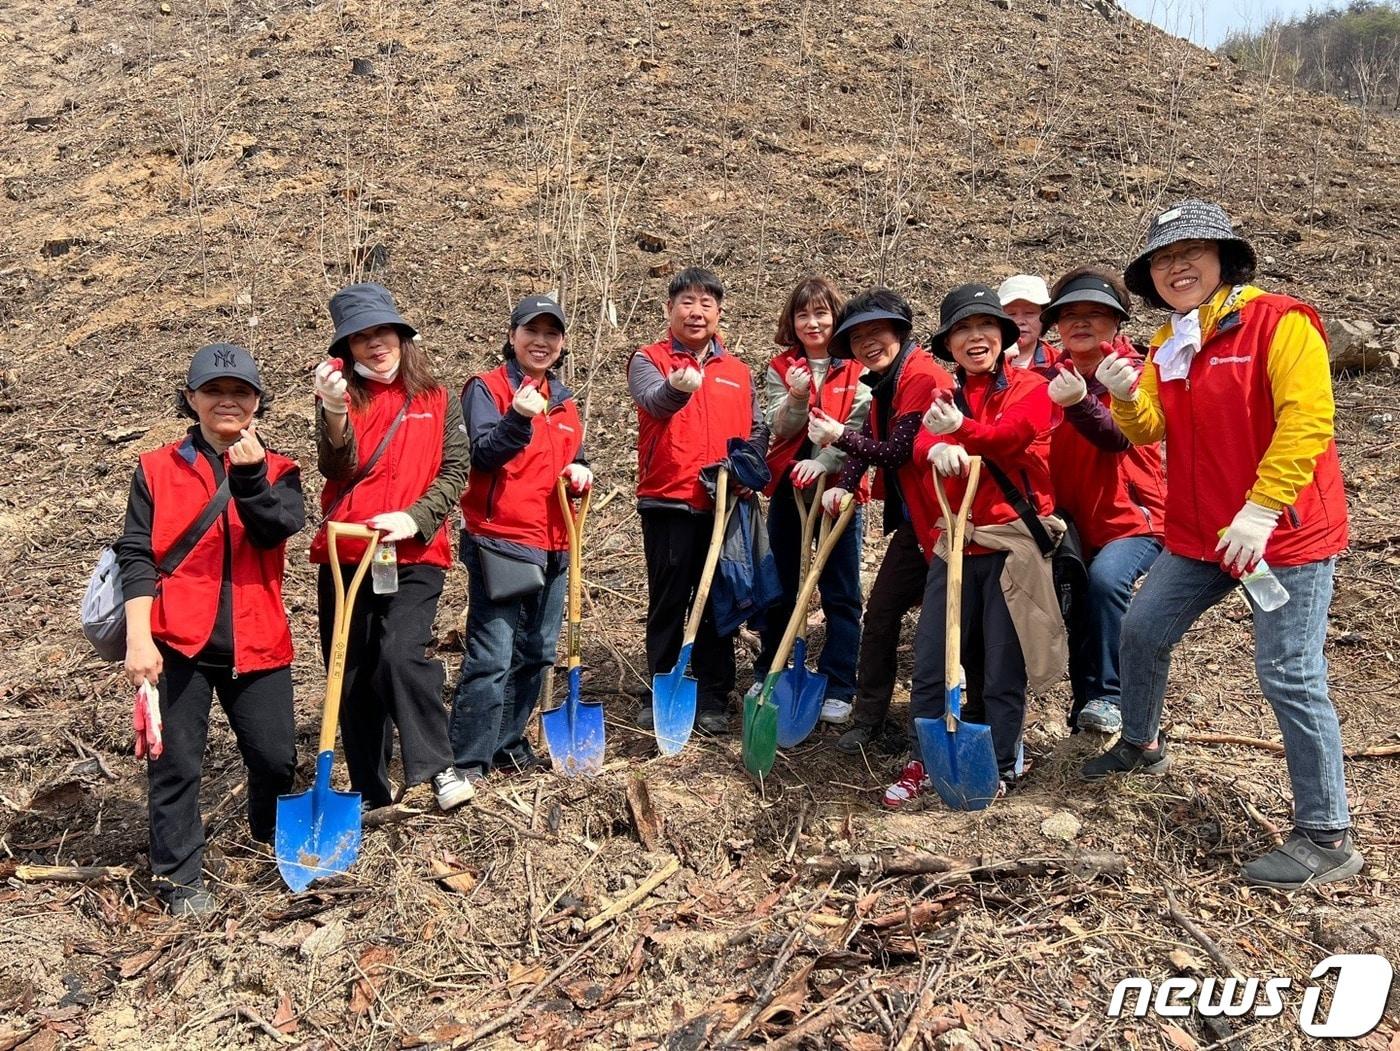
1240;798;1285;847
364;804;425;828
1184;732;1400;759
803;852;1126;882
582;855;680;933
865;899;956;931
1164;889;1242;980
12;864;133;883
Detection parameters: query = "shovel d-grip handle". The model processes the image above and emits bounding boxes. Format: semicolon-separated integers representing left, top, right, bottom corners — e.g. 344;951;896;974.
322;522;380;753
932;458;982;730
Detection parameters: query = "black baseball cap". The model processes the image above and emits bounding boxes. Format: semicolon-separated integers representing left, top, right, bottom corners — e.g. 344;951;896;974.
511;294;567;331
186;343;263;394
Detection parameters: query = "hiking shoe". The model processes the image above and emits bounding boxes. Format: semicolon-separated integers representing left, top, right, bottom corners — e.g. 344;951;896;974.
636;702;655;731
168;886;218;918
820;698;854;724
835;722;880;755
1077;698;1123;734
883;760;931;808
497;750;548;776
697;709;731;735
1080;736;1171;780
432;768;475;811
1243;830;1364;890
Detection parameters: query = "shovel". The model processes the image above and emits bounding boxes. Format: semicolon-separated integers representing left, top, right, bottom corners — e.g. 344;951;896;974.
652;468;730;755
276;522;378;892
774;476;832;748
914;458;1001;811
745;492;856;779
541;480;605;776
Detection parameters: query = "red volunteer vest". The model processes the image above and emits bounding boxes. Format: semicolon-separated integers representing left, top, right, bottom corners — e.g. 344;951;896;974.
141;439;296;673
1154;294;1348;566
460;365;584;551
311;379;453;568
869;346;953;505
763;348;867;497
633;336;753;511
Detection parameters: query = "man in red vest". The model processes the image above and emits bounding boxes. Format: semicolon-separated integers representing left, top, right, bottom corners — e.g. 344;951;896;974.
629;268;769;735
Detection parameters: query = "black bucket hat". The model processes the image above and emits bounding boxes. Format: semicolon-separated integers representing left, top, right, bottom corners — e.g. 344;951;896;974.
186;342;263;394
1123;199;1257;304
929;284;1020;361
829;291;913;359
327;282;418;356
1042;272;1130;327
510;294;567;331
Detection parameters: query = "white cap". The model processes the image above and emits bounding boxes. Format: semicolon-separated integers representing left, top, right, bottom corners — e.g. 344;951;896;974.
997;274;1050;307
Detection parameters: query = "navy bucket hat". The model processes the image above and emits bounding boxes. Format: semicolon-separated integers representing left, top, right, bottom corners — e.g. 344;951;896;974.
929;284;1020;361
327;282;418;356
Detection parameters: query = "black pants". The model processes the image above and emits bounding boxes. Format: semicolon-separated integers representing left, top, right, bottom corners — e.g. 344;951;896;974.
640;507;736;711
908;551;1027;772
852;526;927;728
317;564;454;807
147;647;295;895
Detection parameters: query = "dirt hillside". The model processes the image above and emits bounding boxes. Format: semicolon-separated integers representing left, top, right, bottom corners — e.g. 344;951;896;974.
2;0;1399;1048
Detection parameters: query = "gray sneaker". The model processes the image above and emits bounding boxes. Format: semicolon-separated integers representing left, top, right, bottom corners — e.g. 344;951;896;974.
1080;736;1171;779
835;723;880;755
1243;830;1364;890
431;768;475;811
1077;698;1123;734
169;886;218;918
696;709;731;735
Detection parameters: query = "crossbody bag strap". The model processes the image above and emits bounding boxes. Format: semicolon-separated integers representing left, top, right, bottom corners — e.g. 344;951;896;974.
157;478;232;577
319;394;414;526
951;386;1056;557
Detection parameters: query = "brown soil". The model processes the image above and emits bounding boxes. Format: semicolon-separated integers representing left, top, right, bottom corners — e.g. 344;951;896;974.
2;0;1399;1048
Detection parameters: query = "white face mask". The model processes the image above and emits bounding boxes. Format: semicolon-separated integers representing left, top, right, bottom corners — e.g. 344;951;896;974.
354;360;399;384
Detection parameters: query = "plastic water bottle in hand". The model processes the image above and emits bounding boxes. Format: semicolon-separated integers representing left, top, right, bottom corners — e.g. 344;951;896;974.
1241;560;1289;611
372;540;399;595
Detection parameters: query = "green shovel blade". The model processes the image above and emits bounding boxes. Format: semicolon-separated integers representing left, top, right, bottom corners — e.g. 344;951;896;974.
742;672;781;779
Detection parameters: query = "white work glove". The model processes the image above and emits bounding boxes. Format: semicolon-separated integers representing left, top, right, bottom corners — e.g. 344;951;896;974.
314;359;349;415
667;366;703;393
928;442;971;478
821;486;850;516
785;361;812;399
807;407;845;447
1096;352;1140;402
512;380;548;418
561;463;593;493
790;458;825;489
922;396;964;436
368;511;420;543
1047;363;1087;407
1216;501;1281;575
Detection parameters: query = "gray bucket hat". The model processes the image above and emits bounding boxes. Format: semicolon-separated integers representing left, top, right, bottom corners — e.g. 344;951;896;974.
1042;272;1130;327
186;342;263;394
1123;199;1257;304
327;282;418;355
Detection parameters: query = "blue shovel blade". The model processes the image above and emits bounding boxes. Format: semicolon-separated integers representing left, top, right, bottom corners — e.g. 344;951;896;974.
652;643;697;756
775;639;824;749
541;667;606;776
915;695;1000;812
275;750;362;893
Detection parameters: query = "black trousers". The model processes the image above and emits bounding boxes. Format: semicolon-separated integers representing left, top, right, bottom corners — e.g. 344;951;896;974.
640;507;736;711
317;564;454;807
851;526;927;728
908;551;1027;772
147;647;295;894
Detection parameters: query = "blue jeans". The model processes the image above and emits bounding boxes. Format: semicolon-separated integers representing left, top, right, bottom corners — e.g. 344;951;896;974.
449;535;568;774
1068;535;1162;720
754;482;863;701
1119;552;1350;832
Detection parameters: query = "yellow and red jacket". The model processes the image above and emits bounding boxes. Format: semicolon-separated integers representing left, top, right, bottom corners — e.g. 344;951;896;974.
1112;285;1348;566
633;336;754;511
460;364;583;552
312;378;453;568
141;441;296;673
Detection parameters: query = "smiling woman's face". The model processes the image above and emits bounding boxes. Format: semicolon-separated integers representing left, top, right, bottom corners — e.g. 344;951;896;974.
1150;239;1223;313
947;316;1003;375
186;378;259;442
347;324;404;378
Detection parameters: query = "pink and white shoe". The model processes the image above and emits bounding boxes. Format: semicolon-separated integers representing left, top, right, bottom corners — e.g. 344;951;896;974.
883;760;931;809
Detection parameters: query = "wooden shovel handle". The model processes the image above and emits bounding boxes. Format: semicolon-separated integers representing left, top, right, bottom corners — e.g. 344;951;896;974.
556;479;590;669
932;458;982;709
323;521;380;753
768;495;856;679
682;468;730;648
791;475;826;639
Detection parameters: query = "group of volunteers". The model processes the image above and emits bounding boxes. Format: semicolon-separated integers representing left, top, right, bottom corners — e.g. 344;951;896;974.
112;197;1360;916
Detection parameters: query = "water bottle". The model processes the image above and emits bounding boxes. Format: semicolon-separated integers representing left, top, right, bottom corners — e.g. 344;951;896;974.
1241;560;1289;612
372;540;399;595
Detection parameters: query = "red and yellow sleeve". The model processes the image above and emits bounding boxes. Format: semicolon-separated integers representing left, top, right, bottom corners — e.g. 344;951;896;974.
1248;310;1336;510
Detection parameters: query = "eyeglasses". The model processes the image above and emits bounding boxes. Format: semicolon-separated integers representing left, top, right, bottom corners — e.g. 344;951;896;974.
1150;241;1214;272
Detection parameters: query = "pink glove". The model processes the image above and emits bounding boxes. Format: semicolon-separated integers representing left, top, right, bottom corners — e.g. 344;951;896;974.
134;681;163;761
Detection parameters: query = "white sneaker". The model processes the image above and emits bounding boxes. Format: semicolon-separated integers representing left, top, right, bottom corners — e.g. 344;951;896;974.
744;681;763;703
819;698;853;724
431;768;475;811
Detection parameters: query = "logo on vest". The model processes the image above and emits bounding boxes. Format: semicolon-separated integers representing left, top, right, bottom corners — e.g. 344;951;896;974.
556;422;575;433
714;377;741;389
1208;355;1251;367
